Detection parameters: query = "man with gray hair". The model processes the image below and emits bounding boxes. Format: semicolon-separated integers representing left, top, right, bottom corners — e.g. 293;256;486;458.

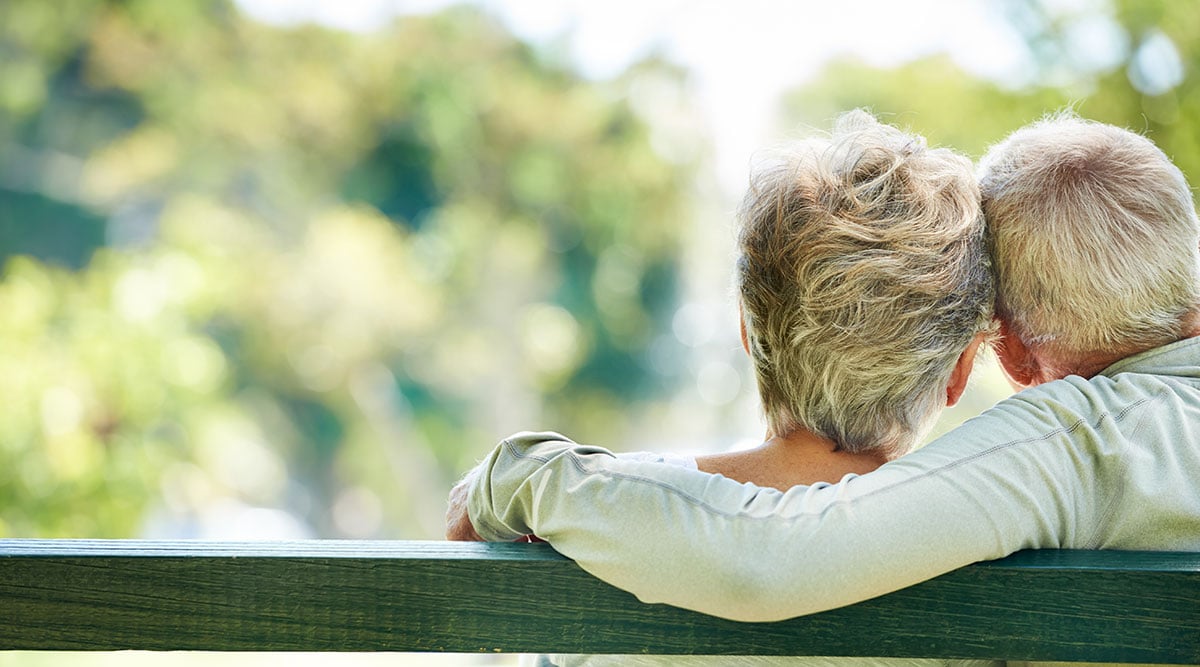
982;114;1200;387
450;114;1200;623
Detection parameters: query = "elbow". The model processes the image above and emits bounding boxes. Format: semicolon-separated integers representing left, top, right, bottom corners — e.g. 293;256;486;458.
687;562;824;623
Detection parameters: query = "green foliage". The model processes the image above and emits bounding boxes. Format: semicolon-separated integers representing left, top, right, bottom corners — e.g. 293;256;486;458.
5;0;1197;541
781;0;1200;184
0;0;698;538
783;55;1071;157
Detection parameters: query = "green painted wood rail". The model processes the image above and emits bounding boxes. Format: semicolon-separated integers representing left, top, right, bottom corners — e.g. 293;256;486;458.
1;540;1198;663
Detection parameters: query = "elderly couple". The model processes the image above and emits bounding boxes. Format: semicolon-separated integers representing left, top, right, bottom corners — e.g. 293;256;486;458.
447;110;1200;665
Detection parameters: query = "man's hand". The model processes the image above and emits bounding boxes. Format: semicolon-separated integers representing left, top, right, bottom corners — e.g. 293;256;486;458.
445;472;484;541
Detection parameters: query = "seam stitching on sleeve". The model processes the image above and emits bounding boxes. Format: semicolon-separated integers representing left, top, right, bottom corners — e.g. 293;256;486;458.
1081;394;1161;548
517;398;1152;523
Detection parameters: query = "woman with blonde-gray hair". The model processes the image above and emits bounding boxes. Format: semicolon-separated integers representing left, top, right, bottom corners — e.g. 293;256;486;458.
463;109;998;666
683;109;994;498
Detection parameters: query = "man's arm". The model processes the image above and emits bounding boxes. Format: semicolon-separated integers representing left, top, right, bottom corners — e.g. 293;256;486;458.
465;390;1105;621
447;445;693;541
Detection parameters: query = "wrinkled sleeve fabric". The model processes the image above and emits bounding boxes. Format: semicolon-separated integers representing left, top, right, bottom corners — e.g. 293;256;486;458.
467;383;1120;622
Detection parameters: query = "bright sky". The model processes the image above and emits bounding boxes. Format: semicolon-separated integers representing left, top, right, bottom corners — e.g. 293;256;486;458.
234;0;1048;193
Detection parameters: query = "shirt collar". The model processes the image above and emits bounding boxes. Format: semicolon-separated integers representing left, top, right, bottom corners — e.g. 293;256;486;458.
1100;335;1200;379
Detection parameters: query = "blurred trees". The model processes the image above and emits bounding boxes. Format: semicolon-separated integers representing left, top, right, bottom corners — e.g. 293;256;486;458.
3;0;1197;541
0;0;700;538
782;0;1200;182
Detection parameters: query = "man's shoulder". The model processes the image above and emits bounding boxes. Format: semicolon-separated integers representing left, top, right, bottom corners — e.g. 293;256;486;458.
920;365;1194;462
994;359;1199;423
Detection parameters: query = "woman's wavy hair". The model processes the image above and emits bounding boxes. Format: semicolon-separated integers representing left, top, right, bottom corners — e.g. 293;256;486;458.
738;110;994;456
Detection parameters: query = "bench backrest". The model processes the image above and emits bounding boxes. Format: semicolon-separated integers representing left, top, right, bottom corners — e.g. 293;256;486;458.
1;540;1198;663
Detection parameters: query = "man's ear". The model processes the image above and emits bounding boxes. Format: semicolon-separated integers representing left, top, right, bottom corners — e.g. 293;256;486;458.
946;332;986;407
994;319;1041;390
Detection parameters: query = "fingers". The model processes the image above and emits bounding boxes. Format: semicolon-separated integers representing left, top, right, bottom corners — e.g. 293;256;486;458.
445;478;484;541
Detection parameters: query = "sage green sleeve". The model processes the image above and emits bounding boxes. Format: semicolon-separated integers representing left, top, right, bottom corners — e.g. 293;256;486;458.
467;385;1116;622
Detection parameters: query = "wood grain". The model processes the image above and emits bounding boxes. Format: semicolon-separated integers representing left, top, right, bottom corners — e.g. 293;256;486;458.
1;540;1197;662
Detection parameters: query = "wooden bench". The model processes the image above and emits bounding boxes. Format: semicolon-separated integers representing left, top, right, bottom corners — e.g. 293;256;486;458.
1;539;1197;663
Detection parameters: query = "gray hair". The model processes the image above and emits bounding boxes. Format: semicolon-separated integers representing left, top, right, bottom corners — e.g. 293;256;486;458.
738;110;994;457
978;112;1200;362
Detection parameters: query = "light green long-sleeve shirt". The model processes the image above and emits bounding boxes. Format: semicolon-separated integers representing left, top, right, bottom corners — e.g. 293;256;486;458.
467;337;1200;624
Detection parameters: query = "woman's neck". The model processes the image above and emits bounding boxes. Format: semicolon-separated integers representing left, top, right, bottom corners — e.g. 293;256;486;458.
694;429;890;492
